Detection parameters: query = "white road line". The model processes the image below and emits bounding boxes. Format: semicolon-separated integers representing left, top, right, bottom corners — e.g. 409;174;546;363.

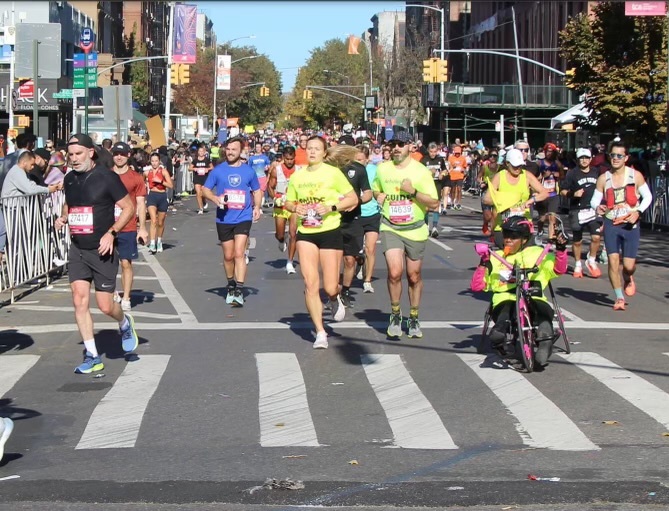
362;354;457;449
428;238;453;251
0;355;40;397
43;288;168;299
6;305;179;320
76;355;170;449
458;354;599;451
558;308;583;322
116;275;158;281
142;252;198;325
256;353;320;447
561;352;669;430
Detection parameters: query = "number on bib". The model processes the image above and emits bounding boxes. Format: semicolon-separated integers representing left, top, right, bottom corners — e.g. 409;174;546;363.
68;206;94;235
389;199;414;224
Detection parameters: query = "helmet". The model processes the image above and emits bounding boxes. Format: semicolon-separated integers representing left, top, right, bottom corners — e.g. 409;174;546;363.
501;216;533;238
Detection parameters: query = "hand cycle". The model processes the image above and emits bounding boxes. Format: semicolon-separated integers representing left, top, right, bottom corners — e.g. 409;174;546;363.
476;242;571;372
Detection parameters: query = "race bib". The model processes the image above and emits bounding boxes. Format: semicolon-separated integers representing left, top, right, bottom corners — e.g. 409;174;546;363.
114;205;122;221
611;204;630;220
224;189;245;210
543;177;556;192
577;208;596;225
302;203;322;228
389;199;414;224
502;203;526;221
197;168;206;176
68;206;94;235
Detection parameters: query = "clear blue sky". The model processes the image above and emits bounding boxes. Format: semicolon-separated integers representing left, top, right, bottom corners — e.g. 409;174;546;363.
197;1;406;93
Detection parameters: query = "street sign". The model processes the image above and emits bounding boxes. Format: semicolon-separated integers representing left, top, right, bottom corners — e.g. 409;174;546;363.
80;27;94;54
18;80;34;99
73;52;98;89
73;89;85;98
73;73;97;89
53;89;74;99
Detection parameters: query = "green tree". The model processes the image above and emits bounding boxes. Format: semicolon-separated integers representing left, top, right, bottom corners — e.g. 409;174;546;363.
124;23;149;107
559;1;668;144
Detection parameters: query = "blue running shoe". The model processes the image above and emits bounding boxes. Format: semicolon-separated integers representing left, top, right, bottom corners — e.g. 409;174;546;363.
75;351;104;374
120;314;139;354
226;287;235;305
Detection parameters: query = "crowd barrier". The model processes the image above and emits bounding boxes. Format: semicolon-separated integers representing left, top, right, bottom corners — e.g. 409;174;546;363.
642;170;668;229
0;190;70;303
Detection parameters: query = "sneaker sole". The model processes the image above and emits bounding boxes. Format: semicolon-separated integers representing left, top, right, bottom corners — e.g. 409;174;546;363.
407;332;423;339
387;328;402;338
75;361;104;374
122;315;139;354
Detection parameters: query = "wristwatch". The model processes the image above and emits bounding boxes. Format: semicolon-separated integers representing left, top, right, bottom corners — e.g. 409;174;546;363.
331;204;337;212
410;190;418;199
108;228;118;238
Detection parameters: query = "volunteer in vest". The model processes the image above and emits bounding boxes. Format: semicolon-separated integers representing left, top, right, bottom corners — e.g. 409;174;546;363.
560;147;602;279
111;142;149;311
536;142;565;241
54;133;140;374
210;142;221;164
483;148;548;249
590;141;652;311
372;138;439;340
283;135;358;349
190;144;213;214
144;152;174;254
447;144;468;210
267;145;299;274
202;136;262;307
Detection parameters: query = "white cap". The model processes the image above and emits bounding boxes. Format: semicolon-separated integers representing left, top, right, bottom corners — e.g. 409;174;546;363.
505;148;525;167
576;148;592;158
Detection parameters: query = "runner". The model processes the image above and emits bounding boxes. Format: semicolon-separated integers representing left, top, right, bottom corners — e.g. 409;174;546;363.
372;138;439;339
283;135;358;349
111;142;149;310
590;141;652;310
144;153;173;254
421;142;448;238
202;136;262;307
248;141;271;208
294;134;309;167
447;144;468;210
536;142;565;241
560;147;602;279
359;145;382;293
54;133;139;374
267;145;299;274
477;149;500;236
190;144;213;214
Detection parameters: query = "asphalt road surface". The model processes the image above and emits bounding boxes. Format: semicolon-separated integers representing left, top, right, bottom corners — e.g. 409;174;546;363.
1;195;668;510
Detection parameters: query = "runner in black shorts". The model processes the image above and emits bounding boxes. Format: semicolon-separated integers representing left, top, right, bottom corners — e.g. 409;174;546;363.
190;144;213;214
55;133;140;375
421;142;448;237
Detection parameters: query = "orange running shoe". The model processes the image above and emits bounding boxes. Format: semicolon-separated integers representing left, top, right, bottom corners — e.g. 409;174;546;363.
613;298;626;311
573;266;583;278
585;260;602;278
624;276;636;297
482;223;491;236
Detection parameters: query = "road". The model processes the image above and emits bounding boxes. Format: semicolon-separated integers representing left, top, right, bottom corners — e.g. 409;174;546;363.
1;195;668;510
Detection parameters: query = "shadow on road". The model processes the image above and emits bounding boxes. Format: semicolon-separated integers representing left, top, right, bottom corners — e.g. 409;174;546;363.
0;329;34;355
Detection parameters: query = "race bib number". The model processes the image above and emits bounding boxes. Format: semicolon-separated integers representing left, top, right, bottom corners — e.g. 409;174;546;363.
577;208;597;225
611;205;631;220
543;177;556;193
302;203;323;228
197;168;206;176
502;203;525;221
224;189;245;210
68;206;94;235
114;205;122;221
389;199;414;224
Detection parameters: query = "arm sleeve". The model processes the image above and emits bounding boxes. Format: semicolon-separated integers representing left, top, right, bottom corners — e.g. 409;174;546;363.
636;183;653;213
470;265;488;292
590;189;604;210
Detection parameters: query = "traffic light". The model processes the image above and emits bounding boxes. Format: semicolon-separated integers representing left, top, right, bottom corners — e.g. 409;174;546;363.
565;67;576;89
303;89;312;100
170;64;179;85
260;86;270;97
179;64;190;85
423;58;437;83
436;59;448;83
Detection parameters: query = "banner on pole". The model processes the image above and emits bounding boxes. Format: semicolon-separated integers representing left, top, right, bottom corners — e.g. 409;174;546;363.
216;55;231;90
173;4;197;64
348;36;360;55
624;1;666;15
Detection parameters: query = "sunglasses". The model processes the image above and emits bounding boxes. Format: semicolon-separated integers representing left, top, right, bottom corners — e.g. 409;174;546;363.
502;231;524;240
490;154;498;157
388;141;406;148
518;148;529;152
609;153;625;160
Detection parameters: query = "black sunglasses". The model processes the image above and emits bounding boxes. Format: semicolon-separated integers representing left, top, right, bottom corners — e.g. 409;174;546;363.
388;141;406;148
502;230;524;240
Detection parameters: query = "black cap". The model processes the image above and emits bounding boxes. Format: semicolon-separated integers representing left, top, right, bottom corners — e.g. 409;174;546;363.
112;142;131;154
34;148;51;161
68;133;96;149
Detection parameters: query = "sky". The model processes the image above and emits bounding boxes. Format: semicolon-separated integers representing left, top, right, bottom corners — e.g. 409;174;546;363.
197;1;406;93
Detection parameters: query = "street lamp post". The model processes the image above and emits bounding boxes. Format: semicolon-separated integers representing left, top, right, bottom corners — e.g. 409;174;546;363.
213;35;255;131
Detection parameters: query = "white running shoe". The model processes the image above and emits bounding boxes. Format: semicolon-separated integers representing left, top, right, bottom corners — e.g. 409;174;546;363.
197;209;204;215
331;295;346;322
286;261;296;274
363;281;374;293
156;240;163;253
245;250;250;265
0;417;14;461
278;239;287;252
121;299;132;312
313;331;328;349
203;202;209;211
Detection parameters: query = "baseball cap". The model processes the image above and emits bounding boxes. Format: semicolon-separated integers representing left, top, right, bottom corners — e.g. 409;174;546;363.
576;148;592;158
67;133;96;149
34;148;51;161
505;148;525;167
544;142;557;152
112;142;131;154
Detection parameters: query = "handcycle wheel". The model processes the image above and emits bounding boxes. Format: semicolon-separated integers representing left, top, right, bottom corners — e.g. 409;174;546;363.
548;282;571;354
515;294;535;373
478;306;492;354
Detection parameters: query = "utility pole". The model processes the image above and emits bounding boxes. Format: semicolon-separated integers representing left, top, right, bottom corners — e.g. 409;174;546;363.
164;1;175;141
32;40;39;137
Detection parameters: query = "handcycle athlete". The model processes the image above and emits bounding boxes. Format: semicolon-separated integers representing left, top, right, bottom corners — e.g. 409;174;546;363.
470;216;569;369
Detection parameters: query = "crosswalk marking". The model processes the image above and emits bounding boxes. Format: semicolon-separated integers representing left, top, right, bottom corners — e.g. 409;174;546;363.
0;354;40;397
561;352;669;429
256;353;320;447
361;354;457;449
76;355;170;449
458;354;599;451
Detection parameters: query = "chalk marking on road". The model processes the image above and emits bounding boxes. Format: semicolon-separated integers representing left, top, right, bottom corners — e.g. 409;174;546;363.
76;355;170;449
5;305;180;321
0;355;40;397
256;353;320;447
458;354;599;451
560;352;669;430
362;354;457;449
428;238;453;252
142;251;198;325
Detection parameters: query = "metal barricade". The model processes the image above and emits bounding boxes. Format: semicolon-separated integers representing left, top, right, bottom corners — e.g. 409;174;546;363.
0;190;70;303
642;169;668;229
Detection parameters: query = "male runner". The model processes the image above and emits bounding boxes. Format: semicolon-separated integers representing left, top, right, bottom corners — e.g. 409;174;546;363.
248;142;271;207
421;142;448;237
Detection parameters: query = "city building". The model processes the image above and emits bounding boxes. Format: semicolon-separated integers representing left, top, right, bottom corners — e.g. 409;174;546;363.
369;11;406;59
197;12;214;49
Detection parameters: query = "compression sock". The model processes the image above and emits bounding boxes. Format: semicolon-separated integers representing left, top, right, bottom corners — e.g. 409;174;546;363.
614;288;624;301
83;339;98;357
409;306;419;319
236;281;244;292
391;303;401;315
432;212;439;226
119;315;130;331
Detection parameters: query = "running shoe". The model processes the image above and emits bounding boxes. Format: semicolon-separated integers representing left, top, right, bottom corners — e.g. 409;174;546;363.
585;259;601;278
313;331;328;349
245;250;250;265
121;299;132;312
148;242;156;254
120;314;139;353
340;291;353;308
613;298;626;311
407;317;423;339
598;247;608;264
455;204;462;211
0;417;14;461
278;239;287;252
387;312;402;338
232;288;244;307
225;287;235;305
197;209;204;215
330;295;346;322
624;276;636;296
573;266;583;278
286;261;296;274
535;340;553;366
363;281;374;293
156;240;163;253
74;351;104;374
113;291;122;303
203;203;209;211
431;227;439;238
482;223;491;236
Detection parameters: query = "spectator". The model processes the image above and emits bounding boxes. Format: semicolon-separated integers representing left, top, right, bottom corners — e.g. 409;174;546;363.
0;133;36;189
29;148;52;186
44;153;67;185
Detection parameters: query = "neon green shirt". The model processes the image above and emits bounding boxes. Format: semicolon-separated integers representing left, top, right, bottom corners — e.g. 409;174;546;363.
372;158;438;241
493;169;532;232
286;162;353;234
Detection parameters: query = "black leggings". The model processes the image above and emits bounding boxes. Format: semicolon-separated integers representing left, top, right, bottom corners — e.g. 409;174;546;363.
491;299;554;341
